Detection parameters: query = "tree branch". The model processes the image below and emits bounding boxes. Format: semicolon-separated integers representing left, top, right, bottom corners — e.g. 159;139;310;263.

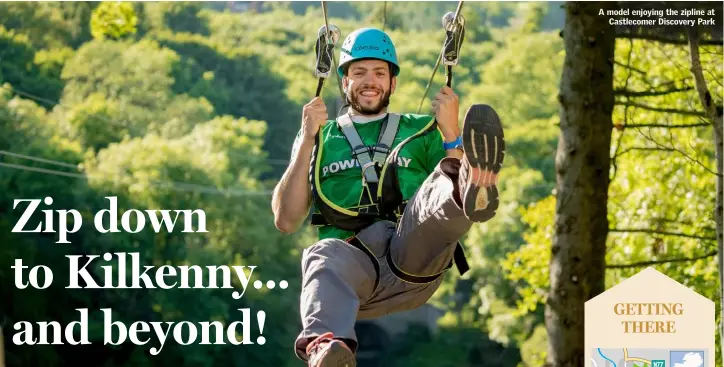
610;228;717;241
704;68;724;89
613;60;647;75
616;101;706;117
650;217;703;227
607;250;718;269
622;122;711;129
611;42;635;183
635;128;721;177
614;146;675;158
614;86;693;97
610;128;626;180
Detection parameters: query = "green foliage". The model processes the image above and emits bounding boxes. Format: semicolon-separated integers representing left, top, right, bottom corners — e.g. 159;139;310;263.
517;2;549;33
52;2;98;48
62;93;127;151
145;2;210;36
502;195;555;315
0;26;65;103
380;324;522;367
518;325;548;367
0;26;35;85
90;2;138;41
33;46;75;82
0;3;74;48
58;38;216;144
148;31;300;165
61;39;177;106
364;3;404;31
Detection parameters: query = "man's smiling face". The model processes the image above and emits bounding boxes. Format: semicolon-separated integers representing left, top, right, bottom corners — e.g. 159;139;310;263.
343;59;396;115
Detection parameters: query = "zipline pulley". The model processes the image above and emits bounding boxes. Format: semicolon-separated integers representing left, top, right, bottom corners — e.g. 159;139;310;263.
313;24;341;96
441;11;465;87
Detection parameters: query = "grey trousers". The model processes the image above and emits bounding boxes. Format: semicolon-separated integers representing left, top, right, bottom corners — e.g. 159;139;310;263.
295;157;472;361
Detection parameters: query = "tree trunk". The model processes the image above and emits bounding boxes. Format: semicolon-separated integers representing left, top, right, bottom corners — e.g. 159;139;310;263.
687;25;724;361
547;2;616;366
0;326;5;367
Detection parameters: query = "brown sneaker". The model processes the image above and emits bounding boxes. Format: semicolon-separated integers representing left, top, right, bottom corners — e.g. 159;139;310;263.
306;332;356;367
459;104;505;222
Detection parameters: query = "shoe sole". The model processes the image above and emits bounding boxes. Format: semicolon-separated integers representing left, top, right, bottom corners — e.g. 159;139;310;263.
461;104;505;222
318;342;356;367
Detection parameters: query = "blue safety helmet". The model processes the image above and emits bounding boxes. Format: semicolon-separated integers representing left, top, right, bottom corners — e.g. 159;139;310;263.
337;28;400;78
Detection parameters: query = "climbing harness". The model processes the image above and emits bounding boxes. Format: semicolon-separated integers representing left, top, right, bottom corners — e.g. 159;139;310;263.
309;111;408;233
308;2;470;285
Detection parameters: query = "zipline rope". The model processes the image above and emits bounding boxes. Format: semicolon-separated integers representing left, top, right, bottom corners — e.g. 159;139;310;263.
322;1;330;40
0;158;273;197
314;1;331;97
326;0;345;105
382;2;387;31
417;0;465;114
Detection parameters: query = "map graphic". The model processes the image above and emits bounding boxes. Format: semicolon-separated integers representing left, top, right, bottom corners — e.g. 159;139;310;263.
592;348;706;367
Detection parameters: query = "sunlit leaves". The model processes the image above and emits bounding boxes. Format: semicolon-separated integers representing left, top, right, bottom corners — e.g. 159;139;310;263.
90;2;138;41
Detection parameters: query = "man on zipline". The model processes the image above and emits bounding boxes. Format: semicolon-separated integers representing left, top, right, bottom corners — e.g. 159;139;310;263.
272;27;504;367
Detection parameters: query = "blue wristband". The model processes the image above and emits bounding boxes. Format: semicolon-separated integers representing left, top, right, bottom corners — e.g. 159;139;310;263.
443;136;463;150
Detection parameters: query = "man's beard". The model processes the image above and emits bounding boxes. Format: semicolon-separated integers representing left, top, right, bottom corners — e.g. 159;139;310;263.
347;87;392;115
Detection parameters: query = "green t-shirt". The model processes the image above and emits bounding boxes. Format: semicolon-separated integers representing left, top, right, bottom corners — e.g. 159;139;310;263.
291;113;447;240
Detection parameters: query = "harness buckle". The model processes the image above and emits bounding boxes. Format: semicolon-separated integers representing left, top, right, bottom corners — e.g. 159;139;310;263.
373;145;390;155
357;206;374;214
353;145;372;157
